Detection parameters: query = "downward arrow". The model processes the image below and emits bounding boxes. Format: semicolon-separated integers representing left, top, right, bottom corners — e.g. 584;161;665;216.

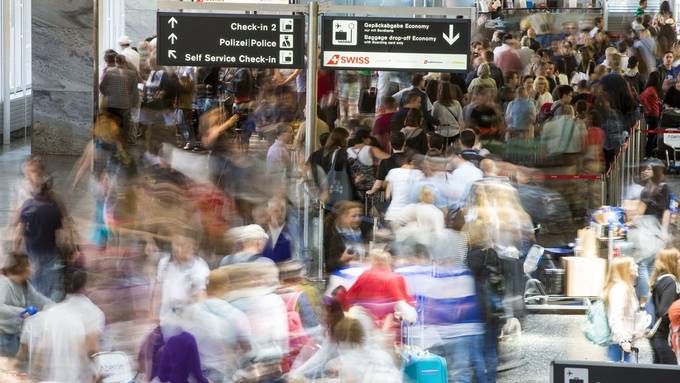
168;33;178;44
442;25;460;46
168;17;178;28
168;50;177;59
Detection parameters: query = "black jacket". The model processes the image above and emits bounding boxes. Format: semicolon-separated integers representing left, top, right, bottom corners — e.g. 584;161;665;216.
651;275;680;337
323;222;372;274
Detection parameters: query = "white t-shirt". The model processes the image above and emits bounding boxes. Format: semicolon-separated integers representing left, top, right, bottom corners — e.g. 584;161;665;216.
395;202;446;245
450;162;483;207
384;168;424;222
347;145;374;166
397;203;445;232
186;298;252;378
228;290;289;361
20;295;105;382
157;255;210;320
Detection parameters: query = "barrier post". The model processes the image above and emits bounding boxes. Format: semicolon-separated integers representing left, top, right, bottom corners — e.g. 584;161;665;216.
317;201;324;281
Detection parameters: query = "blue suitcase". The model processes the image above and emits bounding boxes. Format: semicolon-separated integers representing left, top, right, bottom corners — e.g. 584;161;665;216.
402;349;448;383
401;311;448;383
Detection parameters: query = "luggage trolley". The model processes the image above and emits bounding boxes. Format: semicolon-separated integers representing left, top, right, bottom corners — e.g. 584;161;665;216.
663;128;680;173
658;108;680;170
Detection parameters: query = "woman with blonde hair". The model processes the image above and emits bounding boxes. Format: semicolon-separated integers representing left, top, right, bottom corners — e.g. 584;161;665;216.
603;257;642;362
531;76;553;110
649;248;680;364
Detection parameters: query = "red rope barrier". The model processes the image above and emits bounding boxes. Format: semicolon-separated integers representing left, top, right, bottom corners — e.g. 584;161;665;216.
533;174;603;180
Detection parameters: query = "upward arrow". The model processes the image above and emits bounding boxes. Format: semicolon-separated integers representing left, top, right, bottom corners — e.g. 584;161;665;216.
168;17;178;28
442;25;460;46
168;33;178;44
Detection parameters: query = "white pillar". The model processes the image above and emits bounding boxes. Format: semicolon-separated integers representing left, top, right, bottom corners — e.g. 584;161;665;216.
3;0;11;145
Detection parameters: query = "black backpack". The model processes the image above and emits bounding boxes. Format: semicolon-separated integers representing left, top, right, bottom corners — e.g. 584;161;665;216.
467;247;505;322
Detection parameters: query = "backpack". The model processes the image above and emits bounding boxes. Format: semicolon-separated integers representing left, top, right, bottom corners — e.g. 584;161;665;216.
536;102;554;126
668;299;680;357
584;300;611;346
467;247;505;323
280;290;312;373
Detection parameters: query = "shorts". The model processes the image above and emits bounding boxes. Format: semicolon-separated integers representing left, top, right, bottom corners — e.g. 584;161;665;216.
338;81;360;102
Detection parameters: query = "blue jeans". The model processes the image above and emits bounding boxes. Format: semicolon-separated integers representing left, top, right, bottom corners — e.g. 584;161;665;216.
0;333;20;356
431;334;487;383
483;324;498;383
28;251;65;302
636;256;656;302
607;344;632;363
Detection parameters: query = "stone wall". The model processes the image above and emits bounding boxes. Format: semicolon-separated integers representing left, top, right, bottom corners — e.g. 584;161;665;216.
125;0;157;47
32;0;94;155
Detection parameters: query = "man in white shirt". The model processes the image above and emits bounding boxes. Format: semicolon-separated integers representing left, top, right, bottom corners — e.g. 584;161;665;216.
589;16;604;39
518;37;535;70
222;262;289;374
118;35;140;71
17;269;105;383
266;124;292;176
185;268;253;382
156;235;210;322
449;149;483;209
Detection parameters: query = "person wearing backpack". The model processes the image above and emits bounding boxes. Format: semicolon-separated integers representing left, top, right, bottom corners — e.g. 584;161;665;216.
346;130;390;199
649;248;680;364
603;257;643;362
464;219;504;383
275;260;321;372
401;109;428;155
432;82;463;147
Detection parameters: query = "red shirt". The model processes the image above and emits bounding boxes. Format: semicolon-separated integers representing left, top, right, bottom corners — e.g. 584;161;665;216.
586;126;605;161
317;71;335;102
639;86;660;118
346;268;413;321
372;112;395;152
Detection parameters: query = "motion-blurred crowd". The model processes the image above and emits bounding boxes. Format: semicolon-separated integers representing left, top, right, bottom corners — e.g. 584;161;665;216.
3;2;680;382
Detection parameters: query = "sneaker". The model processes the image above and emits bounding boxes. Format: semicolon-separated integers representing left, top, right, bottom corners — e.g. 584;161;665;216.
183;142;194;150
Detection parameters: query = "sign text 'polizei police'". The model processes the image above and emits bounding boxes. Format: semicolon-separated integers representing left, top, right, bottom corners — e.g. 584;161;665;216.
321;17;470;72
157;12;304;68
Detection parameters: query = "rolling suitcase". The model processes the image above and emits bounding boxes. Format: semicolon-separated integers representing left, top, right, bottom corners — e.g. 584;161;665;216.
401;297;448;383
402;349;448;383
359;87;377;114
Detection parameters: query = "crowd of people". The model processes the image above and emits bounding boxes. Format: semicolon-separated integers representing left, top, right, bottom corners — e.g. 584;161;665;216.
3;2;680;382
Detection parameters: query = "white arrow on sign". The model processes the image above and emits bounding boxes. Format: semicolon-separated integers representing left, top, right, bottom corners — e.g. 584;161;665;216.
168;33;178;44
168;50;177;59
442;25;460;46
168;17;178;28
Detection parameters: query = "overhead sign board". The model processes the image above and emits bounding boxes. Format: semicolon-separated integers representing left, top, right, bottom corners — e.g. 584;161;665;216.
321;16;470;72
157;12;305;68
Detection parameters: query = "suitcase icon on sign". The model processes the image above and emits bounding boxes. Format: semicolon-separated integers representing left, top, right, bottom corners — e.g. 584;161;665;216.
565;367;588;383
332;20;357;45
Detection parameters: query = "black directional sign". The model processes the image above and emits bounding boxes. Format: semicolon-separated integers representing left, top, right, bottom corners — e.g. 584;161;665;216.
321;17;471;72
552;360;680;383
157;12;305;68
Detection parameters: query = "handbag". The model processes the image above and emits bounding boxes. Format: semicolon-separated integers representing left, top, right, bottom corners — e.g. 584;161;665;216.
583;299;611;346
321;149;353;205
436;104;461;137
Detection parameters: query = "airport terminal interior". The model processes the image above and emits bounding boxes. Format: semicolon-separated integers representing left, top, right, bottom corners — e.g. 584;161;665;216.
1;0;680;382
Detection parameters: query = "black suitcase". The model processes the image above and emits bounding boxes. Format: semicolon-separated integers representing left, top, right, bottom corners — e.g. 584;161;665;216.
359;87;377;114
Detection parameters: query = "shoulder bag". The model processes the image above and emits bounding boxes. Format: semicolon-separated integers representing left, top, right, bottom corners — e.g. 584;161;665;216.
321;149;353;205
